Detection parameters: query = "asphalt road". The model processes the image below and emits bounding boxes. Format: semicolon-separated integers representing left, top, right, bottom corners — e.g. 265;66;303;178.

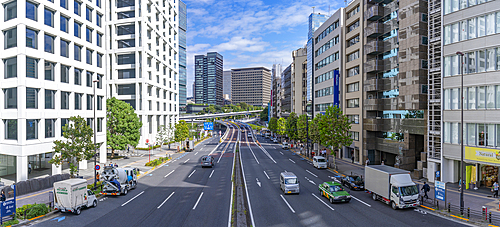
33;125;237;227
238;125;469;227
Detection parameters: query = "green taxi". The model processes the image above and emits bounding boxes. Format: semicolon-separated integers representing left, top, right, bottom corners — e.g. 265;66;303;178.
319;181;351;203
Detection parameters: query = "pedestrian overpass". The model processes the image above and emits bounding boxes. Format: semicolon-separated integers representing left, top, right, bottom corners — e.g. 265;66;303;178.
179;110;261;120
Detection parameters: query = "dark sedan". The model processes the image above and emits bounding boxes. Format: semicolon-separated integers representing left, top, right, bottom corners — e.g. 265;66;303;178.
341;175;364;190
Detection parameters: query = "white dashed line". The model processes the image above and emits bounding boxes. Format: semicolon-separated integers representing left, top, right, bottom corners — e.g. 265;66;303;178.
306;169;318;178
192;192;204;210
121;191;144;207
157;192;175;209
183;159;190;164
351;195;372;207
312;193;334;211
280;152;284;155
188;170;196;178
289;159;295;164
194;152;199;155
209;170;215;178
164;170;175;178
263;171;270;179
280;195;295;213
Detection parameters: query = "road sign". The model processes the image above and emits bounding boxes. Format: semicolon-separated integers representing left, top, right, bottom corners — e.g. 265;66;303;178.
435;181;446;201
95;165;100;171
146;139;149;143
204;122;214;130
1;200;15;217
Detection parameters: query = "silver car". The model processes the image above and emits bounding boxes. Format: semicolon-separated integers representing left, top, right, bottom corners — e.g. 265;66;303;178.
201;155;214;168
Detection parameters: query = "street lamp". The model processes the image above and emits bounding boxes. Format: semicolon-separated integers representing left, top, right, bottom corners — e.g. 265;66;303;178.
93;78;99;189
456;51;465;215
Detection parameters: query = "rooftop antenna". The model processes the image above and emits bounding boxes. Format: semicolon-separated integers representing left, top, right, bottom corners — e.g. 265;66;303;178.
312;6;315;14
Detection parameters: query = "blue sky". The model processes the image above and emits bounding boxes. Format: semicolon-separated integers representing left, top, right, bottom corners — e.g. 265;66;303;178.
183;0;343;97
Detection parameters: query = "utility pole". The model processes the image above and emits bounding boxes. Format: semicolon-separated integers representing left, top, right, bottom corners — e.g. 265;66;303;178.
457;51;465;215
93;78;99;189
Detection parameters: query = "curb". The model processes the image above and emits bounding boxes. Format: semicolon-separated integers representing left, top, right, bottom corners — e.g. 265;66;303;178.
12;210;59;227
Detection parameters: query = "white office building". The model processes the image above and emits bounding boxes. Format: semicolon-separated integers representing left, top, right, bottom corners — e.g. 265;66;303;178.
0;0;107;181
106;0;179;148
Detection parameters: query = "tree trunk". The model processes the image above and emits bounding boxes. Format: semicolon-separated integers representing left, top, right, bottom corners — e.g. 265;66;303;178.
111;148;115;158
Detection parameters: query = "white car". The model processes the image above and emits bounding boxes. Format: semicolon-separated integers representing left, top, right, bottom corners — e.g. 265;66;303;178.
282;142;290;149
248;133;252;138
273;138;278;143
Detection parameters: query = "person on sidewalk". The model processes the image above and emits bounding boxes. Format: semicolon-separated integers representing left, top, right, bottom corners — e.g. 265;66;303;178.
28;162;32;174
493;181;499;198
459;178;462;191
0;191;5;202
365;159;370;166
96;172;100;182
422;182;430;199
351;155;354;164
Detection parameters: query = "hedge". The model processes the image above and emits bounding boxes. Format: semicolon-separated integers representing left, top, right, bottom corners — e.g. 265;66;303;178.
16;203;49;220
145;156;170;167
135;144;162;150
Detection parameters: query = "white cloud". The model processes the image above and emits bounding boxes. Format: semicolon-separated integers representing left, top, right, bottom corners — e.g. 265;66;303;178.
210;37;268;52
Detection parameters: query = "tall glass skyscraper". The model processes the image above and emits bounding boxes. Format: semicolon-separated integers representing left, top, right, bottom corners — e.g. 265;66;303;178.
179;1;187;113
306;13;328;114
194;53;224;106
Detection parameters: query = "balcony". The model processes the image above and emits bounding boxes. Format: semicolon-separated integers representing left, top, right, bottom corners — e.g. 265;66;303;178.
364;78;383;92
364;59;382;73
365;5;383;21
365;22;384;38
364;40;383;55
363;118;384;131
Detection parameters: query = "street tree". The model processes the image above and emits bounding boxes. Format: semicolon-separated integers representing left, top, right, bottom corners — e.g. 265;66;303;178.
268;117;278;135
277;117;286;141
297;114;308;143
309;115;322;147
107;97;142;158
318;106;353;156
286;112;298;142
156;125;174;148
260;106;269;121
175;120;189;148
239;102;249;111
49;116;98;177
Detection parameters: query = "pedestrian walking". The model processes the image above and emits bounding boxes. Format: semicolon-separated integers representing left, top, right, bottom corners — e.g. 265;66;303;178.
109;162;113;167
96;172;100;182
351;155;354;164
459;178;462;191
365;159;370;166
114;163;118;168
493;182;499;198
0;191;5;202
381;160;385;165
422;182;430;199
127;146;130;153
28;162;32;174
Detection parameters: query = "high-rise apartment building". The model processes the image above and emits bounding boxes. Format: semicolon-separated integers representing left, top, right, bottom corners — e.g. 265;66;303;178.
271;64;282;118
194;52;223;106
342;0;364;164
231;67;271;107
307;13;329;115
312;9;343;117
107;0;180;147
291;47;307;115
440;0;500;184
362;0;428;174
281;65;292;115
178;0;187;113
0;0;107;181
223;70;231;99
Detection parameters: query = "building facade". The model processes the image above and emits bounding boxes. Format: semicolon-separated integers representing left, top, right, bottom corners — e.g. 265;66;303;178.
194;52;223;106
362;0;428;174
271;64;282;118
312;8;343;117
178;0;187;113
281;65;292;115
223;70;231;99
342;0;364;164
291;47;307;115
0;0;107;181
307;13;329;116
231;67;271;107
107;0;180;148
441;0;500;185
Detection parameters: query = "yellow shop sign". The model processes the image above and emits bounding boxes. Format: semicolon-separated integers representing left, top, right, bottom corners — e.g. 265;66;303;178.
465;146;500;164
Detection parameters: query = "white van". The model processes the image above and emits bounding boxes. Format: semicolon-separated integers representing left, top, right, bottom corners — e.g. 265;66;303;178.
54;179;97;215
313;156;327;169
280;172;300;194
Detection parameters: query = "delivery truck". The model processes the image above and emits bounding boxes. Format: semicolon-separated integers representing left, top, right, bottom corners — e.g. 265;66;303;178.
365;165;419;210
101;166;138;196
186;140;194;152
53;178;97;215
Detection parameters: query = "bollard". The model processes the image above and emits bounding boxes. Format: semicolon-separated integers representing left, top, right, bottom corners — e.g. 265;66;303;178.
467;208;470;219
490;212;493;223
448;203;451;213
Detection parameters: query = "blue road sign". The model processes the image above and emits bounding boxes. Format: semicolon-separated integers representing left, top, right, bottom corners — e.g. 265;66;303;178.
1;200;15;217
204;122;214;130
435;181;446;201
95;165;100;171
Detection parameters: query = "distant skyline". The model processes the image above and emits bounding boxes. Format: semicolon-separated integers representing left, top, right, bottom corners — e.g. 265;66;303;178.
183;0;343;97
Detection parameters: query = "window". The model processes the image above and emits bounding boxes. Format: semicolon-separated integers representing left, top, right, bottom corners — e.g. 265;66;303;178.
44;8;54;27
86;27;92;43
97;33;102;47
468;51;476;74
97;74;102;88
60;15;69;33
86;71;93;87
26;1;37;21
26;28;37;49
348;66;359;77
478;16;485;37
87;94;93;110
74;68;82;85
487;48;496;72
60;39;69;58
347;51;359;62
97;118;103;132
61;91;69;109
74;44;82;61
478;50;486;72
117;0;135;7
350;131;359;141
347;6;359;19
117;24;135;35
487;85;495;109
97;96;103;110
61;118;68;136
86;7;92;22
74;93;82;109
4;27;17;49
74;1;81;15
444;25;451;45
45;89;55;109
347;36;359;47
4;57;17;79
74;22;81;38
451;88;460;110
60;0;67;9
478;124;485;146
422;36;428;45
96;13;102;27
468;18;477;39
4;88;17;109
44;119;54;138
118;69;135;79
347;20;359;33
96;0;101;7
347;82;359;93
5;119;17;140
97;53;102;67
118;39;135;48
45;61;55;80
497;85;500;109
486;13;495;35
118;10;135;19
25;57;38;78
451;23;459;43
26;87;38;109
460;20;467;41
478;86;486;109
60;65;69;83
44;34;54;53
467;123;476;145
451;123;459;144
4;1;17;21
27;119;39;140
86;48;93;64
117;84;136;95
468;87;476;109
348;115;359;124
117;54;135;64
347;99;359;108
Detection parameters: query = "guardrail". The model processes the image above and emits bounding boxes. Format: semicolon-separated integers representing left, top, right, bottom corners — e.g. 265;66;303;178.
421;197;500;225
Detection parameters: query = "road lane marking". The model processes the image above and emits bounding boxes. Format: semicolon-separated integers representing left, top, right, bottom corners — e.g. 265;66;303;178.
280;152;284;155
351;195;371;207
311;193;334;211
194;152;199;155
164;170;175;178
239;138;256;227
248;145;260;164
209;170;215;178
306;170;318;178
289;159;295;164
183;159;190;164
121;191;145;207
157;192;175;209
305;177;316;185
188;170;196;178
280;195;295;213
192;192;204;210
263;171;270;179
256;178;261;187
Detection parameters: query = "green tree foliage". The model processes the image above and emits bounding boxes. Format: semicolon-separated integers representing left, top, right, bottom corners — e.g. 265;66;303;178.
318;106;353;155
174;120;189;147
297;114;308;142
107;97;142;158
309;115;322;145
49;116;98;177
260;106;269;121
286;112;298;141
277;118;286;137
239;102;249;111
268;117;278;134
156;124;174;147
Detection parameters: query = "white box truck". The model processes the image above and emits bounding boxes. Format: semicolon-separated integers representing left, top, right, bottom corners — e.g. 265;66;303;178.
53;179;97;215
365;165;419;210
